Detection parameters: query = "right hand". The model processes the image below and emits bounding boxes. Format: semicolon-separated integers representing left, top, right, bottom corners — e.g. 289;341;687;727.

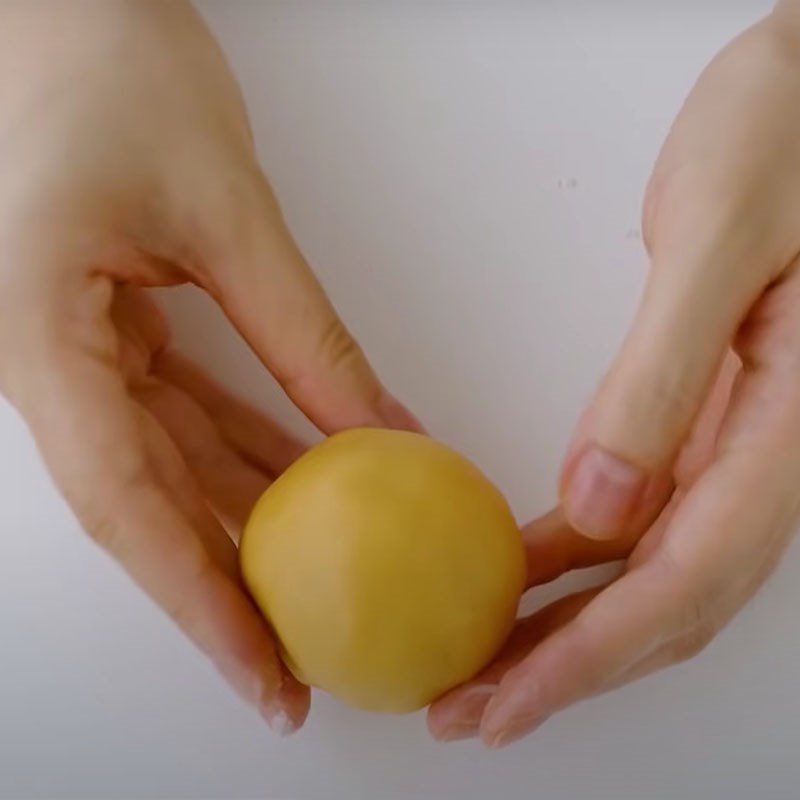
0;0;420;735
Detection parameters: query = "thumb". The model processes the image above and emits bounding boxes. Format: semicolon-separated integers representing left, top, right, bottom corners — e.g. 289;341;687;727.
199;168;422;435
561;182;769;540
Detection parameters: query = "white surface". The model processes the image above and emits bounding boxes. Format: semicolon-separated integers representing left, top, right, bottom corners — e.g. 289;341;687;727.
1;2;796;799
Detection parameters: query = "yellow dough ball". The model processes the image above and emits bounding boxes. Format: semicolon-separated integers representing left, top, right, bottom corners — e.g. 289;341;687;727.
240;428;525;713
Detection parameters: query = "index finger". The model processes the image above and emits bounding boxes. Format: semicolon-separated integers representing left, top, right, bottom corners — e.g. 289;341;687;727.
197;167;422;435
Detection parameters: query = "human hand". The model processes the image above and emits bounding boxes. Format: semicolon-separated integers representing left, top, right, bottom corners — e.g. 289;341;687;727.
429;5;800;746
0;0;418;735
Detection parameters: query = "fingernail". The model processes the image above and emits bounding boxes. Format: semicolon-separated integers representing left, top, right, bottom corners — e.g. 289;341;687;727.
259;688;300;737
564;446;646;539
438;723;480;742
262;706;298;738
486;714;547;749
217;660;298;736
378;393;426;434
481;681;544;749
435;684;497;742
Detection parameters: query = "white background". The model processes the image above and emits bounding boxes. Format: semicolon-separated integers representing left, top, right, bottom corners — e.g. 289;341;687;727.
2;2;797;798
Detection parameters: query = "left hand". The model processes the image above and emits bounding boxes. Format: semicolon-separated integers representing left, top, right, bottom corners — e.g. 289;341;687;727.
429;5;800;747
0;0;420;736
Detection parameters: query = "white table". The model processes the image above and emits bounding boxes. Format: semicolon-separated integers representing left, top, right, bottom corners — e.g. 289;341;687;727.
2;2;795;798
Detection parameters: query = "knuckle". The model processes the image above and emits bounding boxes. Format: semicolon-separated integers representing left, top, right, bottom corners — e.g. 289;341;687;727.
84;511;124;555
316;317;362;373
72;457;152;556
282;317;366;400
671;626;716;663
682;585;706;632
655;548;717;660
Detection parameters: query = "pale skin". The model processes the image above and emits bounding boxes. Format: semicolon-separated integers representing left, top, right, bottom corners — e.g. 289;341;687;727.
3;0;800;748
0;0;421;736
429;0;800;746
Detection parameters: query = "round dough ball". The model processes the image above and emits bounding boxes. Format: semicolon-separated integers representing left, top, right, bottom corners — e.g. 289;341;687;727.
240;428;525;713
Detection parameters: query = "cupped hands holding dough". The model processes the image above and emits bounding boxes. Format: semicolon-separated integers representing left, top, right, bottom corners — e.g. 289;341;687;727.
5;0;800;751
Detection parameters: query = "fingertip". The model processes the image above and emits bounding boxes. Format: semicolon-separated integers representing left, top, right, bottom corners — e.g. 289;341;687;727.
281;672;312;730
427;683;497;742
259;691;304;738
479;678;545;749
431;722;479;743
260;669;310;737
262;707;299;737
376;392;426;434
219;654;304;736
480;715;547;750
425;701;452;741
